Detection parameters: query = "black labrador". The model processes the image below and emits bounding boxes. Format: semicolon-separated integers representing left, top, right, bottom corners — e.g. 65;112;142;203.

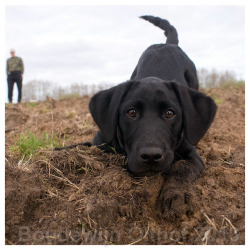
55;16;217;220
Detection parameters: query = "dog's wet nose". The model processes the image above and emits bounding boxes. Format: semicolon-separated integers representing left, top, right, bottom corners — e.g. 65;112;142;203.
139;147;163;164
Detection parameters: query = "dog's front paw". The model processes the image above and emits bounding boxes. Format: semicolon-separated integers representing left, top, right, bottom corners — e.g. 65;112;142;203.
156;179;194;222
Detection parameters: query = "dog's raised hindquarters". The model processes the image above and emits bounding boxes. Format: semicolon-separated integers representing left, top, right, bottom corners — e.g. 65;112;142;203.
55;16;217;220
131;15;199;89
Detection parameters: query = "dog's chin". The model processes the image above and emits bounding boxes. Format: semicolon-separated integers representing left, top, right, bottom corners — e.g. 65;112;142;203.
126;164;169;177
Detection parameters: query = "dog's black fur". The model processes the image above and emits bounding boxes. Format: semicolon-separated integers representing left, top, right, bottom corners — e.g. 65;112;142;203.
55;16;217;220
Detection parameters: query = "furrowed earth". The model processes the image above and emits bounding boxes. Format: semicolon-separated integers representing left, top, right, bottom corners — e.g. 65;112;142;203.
5;85;245;245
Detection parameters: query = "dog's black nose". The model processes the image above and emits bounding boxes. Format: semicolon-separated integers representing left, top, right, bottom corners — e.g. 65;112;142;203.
139;147;163;164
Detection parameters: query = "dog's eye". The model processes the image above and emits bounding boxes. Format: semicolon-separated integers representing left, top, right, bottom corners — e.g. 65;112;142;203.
127;109;137;118
165;110;175;118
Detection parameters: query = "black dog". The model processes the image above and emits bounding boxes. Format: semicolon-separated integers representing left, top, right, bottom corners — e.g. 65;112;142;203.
55;16;217;220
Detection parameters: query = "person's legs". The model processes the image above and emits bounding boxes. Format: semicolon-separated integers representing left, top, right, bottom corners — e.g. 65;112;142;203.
16;74;23;103
7;75;15;103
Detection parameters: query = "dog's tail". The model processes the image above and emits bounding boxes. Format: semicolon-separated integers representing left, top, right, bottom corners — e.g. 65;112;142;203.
140;15;179;45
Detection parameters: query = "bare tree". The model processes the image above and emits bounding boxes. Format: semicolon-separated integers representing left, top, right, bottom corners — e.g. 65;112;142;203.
197;68;241;88
21;69;242;102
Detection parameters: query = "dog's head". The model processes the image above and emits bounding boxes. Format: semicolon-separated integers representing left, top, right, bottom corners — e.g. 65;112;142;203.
89;77;217;175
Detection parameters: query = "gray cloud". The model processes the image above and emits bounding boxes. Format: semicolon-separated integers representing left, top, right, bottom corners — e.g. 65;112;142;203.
5;5;245;88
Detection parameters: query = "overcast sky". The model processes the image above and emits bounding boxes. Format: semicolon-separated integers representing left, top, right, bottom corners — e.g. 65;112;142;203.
5;4;245;92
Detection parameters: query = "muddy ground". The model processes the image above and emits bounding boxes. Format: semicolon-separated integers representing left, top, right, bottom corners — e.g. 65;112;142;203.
5;85;245;245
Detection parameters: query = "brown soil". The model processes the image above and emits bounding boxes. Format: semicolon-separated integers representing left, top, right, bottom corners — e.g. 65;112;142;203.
5;86;245;245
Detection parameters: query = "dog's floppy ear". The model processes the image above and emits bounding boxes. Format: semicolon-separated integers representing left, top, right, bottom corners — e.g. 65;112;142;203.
89;80;137;143
170;82;217;146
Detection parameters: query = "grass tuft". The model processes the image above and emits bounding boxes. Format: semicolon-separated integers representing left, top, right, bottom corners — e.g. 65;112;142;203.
209;93;224;105
11;131;62;160
25;102;38;108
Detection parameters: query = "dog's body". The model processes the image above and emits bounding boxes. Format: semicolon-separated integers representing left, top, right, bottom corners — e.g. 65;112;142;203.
130;16;198;89
55;16;217;220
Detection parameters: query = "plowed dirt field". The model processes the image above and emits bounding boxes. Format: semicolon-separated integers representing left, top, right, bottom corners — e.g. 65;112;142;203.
5;85;245;245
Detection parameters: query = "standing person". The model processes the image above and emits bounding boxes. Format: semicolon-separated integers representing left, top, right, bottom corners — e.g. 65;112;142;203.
6;49;24;103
